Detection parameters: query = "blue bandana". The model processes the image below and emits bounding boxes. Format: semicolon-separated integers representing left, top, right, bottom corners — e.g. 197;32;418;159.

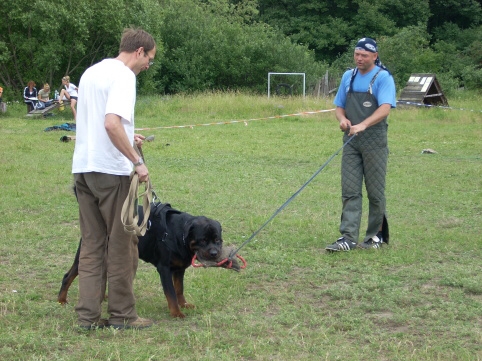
354;37;391;75
355;38;378;53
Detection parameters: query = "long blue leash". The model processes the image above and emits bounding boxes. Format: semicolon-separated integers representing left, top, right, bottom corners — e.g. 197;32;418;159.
229;133;357;259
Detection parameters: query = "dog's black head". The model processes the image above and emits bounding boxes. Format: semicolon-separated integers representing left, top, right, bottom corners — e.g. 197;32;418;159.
184;216;223;261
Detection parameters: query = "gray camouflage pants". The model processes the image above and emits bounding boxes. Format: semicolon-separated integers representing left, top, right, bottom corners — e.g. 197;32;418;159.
340;124;388;243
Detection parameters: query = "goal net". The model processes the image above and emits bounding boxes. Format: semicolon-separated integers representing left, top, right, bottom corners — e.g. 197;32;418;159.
267;72;306;98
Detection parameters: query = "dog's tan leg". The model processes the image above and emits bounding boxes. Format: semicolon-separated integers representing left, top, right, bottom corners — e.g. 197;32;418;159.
165;292;186;318
173;270;195;309
158;266;186;318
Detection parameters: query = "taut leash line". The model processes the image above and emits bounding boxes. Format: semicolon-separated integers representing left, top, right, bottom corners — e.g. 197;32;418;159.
229;133;357;260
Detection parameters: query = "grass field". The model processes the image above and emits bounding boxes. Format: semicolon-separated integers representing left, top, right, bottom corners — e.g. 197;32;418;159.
0;93;481;360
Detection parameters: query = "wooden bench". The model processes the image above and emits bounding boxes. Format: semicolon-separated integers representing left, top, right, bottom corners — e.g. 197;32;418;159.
26;101;70;117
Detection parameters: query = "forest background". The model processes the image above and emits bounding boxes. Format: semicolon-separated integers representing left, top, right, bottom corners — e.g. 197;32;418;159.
1;0;481;99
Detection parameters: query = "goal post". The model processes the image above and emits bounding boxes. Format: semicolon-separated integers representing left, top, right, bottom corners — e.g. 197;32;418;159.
268;72;306;98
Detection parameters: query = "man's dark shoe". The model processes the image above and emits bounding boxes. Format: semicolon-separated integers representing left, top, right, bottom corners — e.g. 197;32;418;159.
325;237;357;252
359;232;384;249
78;318;109;331
109;317;153;330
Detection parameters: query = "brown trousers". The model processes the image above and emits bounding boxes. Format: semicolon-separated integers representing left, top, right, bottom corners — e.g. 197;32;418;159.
74;172;139;324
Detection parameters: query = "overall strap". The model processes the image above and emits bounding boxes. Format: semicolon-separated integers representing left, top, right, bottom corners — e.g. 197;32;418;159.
348;67;384;94
348;68;358;93
368;68;383;95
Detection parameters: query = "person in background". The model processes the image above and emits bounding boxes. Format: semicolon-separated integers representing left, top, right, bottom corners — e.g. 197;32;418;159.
325;37;396;252
58;76;78;120
37;83;53;108
23;81;38;112
0;86;6;113
72;27;156;330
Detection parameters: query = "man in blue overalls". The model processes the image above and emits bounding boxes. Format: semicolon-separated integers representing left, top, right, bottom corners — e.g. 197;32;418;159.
326;38;396;252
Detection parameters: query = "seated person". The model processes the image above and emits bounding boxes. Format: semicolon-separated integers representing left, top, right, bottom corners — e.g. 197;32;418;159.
37;83;53;108
58;76;78;120
24;81;38;112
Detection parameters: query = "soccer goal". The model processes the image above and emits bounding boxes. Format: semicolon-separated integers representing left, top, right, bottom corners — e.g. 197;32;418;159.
267;72;306;98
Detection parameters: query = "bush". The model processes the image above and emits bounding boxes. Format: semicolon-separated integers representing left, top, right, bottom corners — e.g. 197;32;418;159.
156;0;326;94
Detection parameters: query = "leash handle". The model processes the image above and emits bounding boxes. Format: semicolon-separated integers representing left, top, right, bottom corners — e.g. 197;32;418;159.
121;172;153;236
121;135;157;236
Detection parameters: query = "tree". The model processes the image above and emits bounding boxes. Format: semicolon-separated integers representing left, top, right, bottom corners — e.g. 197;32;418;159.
2;0;481;96
1;0;102;91
375;25;441;87
257;0;431;63
0;0;162;95
157;0;326;93
428;0;482;36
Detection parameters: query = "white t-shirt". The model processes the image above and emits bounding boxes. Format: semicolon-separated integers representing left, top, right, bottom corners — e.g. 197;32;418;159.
72;58;136;176
65;83;79;97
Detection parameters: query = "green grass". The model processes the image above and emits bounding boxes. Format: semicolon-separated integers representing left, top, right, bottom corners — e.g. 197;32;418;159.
0;92;481;360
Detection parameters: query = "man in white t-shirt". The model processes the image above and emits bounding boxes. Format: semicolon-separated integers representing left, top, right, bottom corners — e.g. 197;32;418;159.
72;27;156;331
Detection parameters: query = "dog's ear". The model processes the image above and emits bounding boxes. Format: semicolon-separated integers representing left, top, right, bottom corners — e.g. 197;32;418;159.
214;220;222;240
184;217;223;245
183;219;194;241
183;217;206;246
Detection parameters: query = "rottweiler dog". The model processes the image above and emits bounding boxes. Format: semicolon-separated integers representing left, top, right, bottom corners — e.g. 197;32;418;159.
58;202;224;318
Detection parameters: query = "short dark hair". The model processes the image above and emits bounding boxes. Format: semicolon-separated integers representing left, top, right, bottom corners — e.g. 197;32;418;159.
119;28;156;53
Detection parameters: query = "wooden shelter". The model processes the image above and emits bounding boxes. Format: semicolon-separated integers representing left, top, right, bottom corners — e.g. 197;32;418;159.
398;73;448;106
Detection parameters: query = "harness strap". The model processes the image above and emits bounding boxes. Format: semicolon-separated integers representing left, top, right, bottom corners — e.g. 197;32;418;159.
149;202;190;258
151;202;179;242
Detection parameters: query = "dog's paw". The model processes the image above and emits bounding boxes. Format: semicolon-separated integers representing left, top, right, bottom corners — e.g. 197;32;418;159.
57;293;68;305
180;302;195;309
170;310;186;318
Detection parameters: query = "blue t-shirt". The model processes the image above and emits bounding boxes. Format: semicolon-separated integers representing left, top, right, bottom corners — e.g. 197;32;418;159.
334;66;396;109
